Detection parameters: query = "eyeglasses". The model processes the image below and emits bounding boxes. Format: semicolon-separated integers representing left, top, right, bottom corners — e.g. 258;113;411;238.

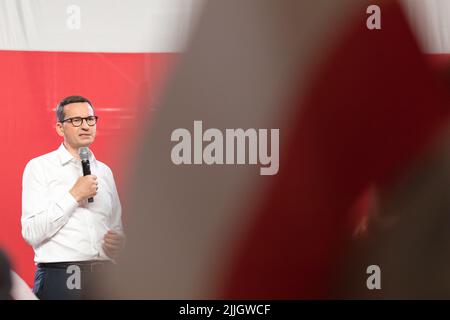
61;116;98;127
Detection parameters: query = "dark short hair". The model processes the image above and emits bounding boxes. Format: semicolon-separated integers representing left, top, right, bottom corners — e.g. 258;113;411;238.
56;95;94;122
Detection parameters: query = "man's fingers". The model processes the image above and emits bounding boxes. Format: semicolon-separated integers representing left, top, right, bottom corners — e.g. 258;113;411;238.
104;237;122;246
103;231;125;256
102;243;118;255
104;231;124;240
104;232;123;240
103;243;119;257
104;244;120;251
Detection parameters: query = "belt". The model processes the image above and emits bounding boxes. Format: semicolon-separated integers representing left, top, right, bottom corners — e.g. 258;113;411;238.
37;260;113;272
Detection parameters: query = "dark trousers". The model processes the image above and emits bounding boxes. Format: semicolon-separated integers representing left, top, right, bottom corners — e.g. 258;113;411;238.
33;261;112;300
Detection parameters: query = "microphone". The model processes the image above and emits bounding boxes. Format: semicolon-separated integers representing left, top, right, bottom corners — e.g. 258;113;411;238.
79;147;94;203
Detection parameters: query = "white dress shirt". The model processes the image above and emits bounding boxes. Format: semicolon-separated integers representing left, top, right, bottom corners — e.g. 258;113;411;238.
21;143;123;263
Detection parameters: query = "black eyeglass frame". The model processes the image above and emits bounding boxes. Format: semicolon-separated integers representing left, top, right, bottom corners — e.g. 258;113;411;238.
60;116;99;127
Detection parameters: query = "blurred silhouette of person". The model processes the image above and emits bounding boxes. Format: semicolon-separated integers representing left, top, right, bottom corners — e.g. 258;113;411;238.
339;122;450;299
0;249;12;300
10;271;38;300
94;0;450;299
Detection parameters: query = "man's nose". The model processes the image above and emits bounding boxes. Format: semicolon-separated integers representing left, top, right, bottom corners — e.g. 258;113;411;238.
81;120;90;130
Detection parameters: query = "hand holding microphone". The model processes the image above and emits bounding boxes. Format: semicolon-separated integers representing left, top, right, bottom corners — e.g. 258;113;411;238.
69;147;97;203
69;175;98;203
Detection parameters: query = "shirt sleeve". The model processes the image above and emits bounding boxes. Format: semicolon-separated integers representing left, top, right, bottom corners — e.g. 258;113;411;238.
108;168;124;235
21;159;78;247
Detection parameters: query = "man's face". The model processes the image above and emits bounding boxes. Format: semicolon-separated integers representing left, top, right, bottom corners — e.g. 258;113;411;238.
56;102;97;149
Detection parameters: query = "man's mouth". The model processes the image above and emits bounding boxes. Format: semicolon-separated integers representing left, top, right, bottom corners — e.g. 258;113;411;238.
79;134;91;137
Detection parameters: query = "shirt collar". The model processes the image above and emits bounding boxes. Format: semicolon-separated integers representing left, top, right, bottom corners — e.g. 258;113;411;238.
57;143;96;165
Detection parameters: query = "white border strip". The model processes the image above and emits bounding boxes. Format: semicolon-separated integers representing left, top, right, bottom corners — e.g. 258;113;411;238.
0;0;204;53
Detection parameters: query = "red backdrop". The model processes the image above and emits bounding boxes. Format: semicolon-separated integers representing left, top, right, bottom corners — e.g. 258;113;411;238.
1;50;176;286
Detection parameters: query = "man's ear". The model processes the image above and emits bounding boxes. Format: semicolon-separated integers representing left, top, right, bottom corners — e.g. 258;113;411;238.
56;122;64;137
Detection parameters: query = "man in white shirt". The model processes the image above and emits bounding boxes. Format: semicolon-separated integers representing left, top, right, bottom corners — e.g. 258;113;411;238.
21;95;125;299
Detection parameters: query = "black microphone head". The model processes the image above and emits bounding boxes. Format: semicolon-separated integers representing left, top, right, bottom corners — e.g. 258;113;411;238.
79;147;90;161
